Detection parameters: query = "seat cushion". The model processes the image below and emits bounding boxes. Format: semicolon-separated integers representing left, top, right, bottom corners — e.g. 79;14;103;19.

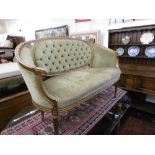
43;67;121;109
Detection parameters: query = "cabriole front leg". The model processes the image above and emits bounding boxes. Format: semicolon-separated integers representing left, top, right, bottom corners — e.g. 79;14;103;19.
52;106;59;135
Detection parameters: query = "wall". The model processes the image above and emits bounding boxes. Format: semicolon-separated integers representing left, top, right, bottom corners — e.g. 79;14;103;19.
3;19;155;47
0;20;7;34
4;19;73;41
69;19;109;46
4;19;110;46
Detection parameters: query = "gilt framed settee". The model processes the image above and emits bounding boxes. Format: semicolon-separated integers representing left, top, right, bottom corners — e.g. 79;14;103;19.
15;37;121;134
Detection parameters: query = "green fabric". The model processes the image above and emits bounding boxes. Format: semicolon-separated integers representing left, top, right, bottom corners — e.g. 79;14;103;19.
0;76;24;88
19;65;54;109
20;46;35;67
34;40;91;72
91;44;117;68
43;67;121;109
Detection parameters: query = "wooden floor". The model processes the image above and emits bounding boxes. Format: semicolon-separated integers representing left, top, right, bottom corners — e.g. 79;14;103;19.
119;108;155;135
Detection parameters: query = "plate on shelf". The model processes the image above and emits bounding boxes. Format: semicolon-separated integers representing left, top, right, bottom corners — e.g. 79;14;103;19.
128;46;140;57
140;32;154;44
116;47;124;56
122;35;130;45
145;46;155;58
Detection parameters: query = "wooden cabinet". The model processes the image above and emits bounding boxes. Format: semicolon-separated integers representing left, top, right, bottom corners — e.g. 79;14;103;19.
0;91;32;131
0;35;25;63
109;25;155;95
0;47;14;61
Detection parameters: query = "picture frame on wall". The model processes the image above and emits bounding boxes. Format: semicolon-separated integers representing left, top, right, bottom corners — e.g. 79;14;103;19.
35;25;69;39
70;30;100;44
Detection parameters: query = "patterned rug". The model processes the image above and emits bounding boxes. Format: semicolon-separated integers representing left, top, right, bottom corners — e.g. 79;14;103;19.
1;87;126;135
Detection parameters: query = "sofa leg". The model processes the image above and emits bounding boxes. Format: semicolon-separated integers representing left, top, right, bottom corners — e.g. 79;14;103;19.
52;108;59;135
114;84;118;98
41;111;44;121
53;116;59;135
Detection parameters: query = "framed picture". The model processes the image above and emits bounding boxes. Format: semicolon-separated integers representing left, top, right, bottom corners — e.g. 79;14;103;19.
70;30;100;44
35;25;69;39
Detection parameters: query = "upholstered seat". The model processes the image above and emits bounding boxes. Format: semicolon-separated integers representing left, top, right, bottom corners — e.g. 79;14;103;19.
43;67;120;109
15;37;121;134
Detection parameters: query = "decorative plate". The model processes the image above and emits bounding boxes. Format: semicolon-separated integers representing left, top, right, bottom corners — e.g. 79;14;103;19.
128;46;140;57
145;46;155;58
140;32;154;44
122;35;130;45
116;47;124;56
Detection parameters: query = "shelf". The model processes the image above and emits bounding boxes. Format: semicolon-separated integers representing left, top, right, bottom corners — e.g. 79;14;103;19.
131;100;155;115
109;25;155;33
0;47;14;50
119;55;155;59
109;44;155;46
119;86;155;96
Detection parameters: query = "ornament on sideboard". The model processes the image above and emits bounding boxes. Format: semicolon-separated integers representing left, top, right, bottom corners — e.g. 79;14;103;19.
140;32;154;45
116;47;124;56
122;35;130;45
145;46;155;58
128;46;140;57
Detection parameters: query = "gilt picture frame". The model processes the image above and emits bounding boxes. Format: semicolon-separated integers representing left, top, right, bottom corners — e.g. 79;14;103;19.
70;30;100;44
35;25;69;39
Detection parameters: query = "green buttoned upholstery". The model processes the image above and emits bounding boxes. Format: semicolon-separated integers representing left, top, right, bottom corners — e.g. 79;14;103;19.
34;40;91;73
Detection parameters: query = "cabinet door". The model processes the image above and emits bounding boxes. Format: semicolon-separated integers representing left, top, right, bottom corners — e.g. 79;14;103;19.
138;77;155;94
119;74;138;89
0;91;32;131
119;74;134;89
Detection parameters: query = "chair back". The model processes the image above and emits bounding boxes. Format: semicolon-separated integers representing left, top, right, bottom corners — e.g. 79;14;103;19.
33;38;92;72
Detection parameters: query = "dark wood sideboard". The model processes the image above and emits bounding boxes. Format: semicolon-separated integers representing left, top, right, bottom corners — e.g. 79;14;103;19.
0;35;25;62
0;35;26;131
108;25;155;95
0;91;32;131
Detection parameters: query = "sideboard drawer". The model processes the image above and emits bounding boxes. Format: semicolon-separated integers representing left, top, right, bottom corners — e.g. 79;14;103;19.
118;74;155;95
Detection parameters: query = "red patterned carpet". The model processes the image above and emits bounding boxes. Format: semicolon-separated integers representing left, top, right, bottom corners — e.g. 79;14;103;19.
1;87;126;135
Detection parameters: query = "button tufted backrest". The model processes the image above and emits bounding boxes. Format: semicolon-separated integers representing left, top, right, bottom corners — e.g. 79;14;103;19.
33;39;91;72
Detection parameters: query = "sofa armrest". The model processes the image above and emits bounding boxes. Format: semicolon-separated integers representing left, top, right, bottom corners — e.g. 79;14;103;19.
18;64;58;108
91;44;119;68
